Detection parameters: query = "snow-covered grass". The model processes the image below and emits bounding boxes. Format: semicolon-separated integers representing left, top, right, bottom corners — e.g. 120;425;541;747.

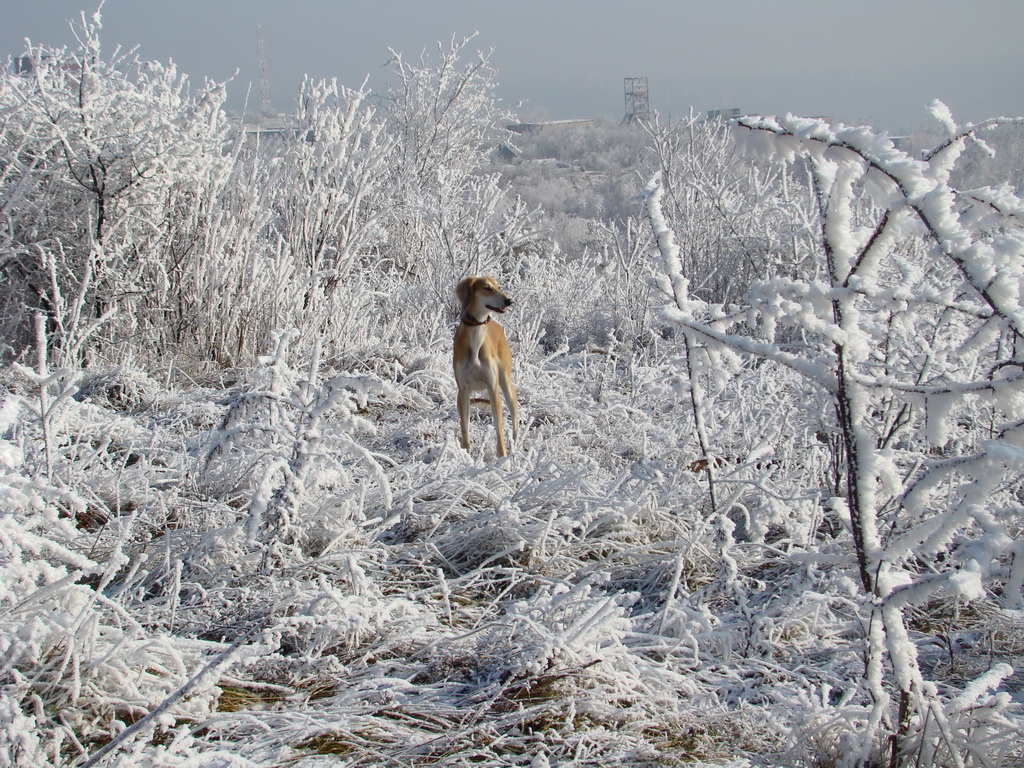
3;324;1022;766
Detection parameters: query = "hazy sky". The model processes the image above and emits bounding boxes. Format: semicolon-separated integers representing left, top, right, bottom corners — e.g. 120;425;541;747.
5;1;1023;131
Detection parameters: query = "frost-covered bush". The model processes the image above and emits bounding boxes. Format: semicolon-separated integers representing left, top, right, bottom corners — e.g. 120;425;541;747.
0;397;225;766
505;118;651;220
645;103;1024;765
202;331;392;569
0;9;235;368
643;114;808;308
377;34;544;313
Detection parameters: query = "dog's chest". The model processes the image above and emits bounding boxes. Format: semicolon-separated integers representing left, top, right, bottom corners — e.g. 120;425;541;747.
455;326;499;387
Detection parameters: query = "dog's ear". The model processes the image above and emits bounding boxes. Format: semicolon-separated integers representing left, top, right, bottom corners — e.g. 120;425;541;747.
455;277;475;309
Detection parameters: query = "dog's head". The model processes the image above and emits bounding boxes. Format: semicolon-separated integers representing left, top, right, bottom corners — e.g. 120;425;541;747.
456;275;513;316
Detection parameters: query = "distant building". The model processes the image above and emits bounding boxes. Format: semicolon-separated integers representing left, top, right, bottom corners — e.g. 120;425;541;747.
507;119;594;135
705;108;742;122
11;55;36;75
8;52;80;76
494;143;522;161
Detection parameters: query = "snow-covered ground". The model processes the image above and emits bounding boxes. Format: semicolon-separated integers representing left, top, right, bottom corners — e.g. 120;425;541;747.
3;335;1022;766
3;12;1024;767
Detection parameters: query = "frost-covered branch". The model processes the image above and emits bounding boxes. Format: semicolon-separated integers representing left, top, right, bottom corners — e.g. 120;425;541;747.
641;104;1024;764
734;108;1024;339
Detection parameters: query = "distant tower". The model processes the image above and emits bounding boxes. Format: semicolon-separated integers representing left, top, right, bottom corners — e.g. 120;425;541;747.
257;25;273;117
622;77;651;124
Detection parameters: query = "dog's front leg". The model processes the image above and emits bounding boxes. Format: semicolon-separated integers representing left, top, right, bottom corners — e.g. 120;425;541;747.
457;387;472;452
490;384;507;457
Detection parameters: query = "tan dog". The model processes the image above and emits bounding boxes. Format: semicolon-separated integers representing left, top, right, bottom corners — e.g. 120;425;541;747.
453;276;519;456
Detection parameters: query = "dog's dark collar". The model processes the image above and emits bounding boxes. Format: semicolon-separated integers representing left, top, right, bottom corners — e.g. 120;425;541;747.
460;312;491;327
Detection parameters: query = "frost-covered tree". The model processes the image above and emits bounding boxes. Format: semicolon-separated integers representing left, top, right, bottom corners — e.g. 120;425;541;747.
645;104;1024;765
267;78;394;349
379;35;538;298
382;34;506;192
0;8;234;367
152;75;395;370
1;10;409;372
644;113;804;306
